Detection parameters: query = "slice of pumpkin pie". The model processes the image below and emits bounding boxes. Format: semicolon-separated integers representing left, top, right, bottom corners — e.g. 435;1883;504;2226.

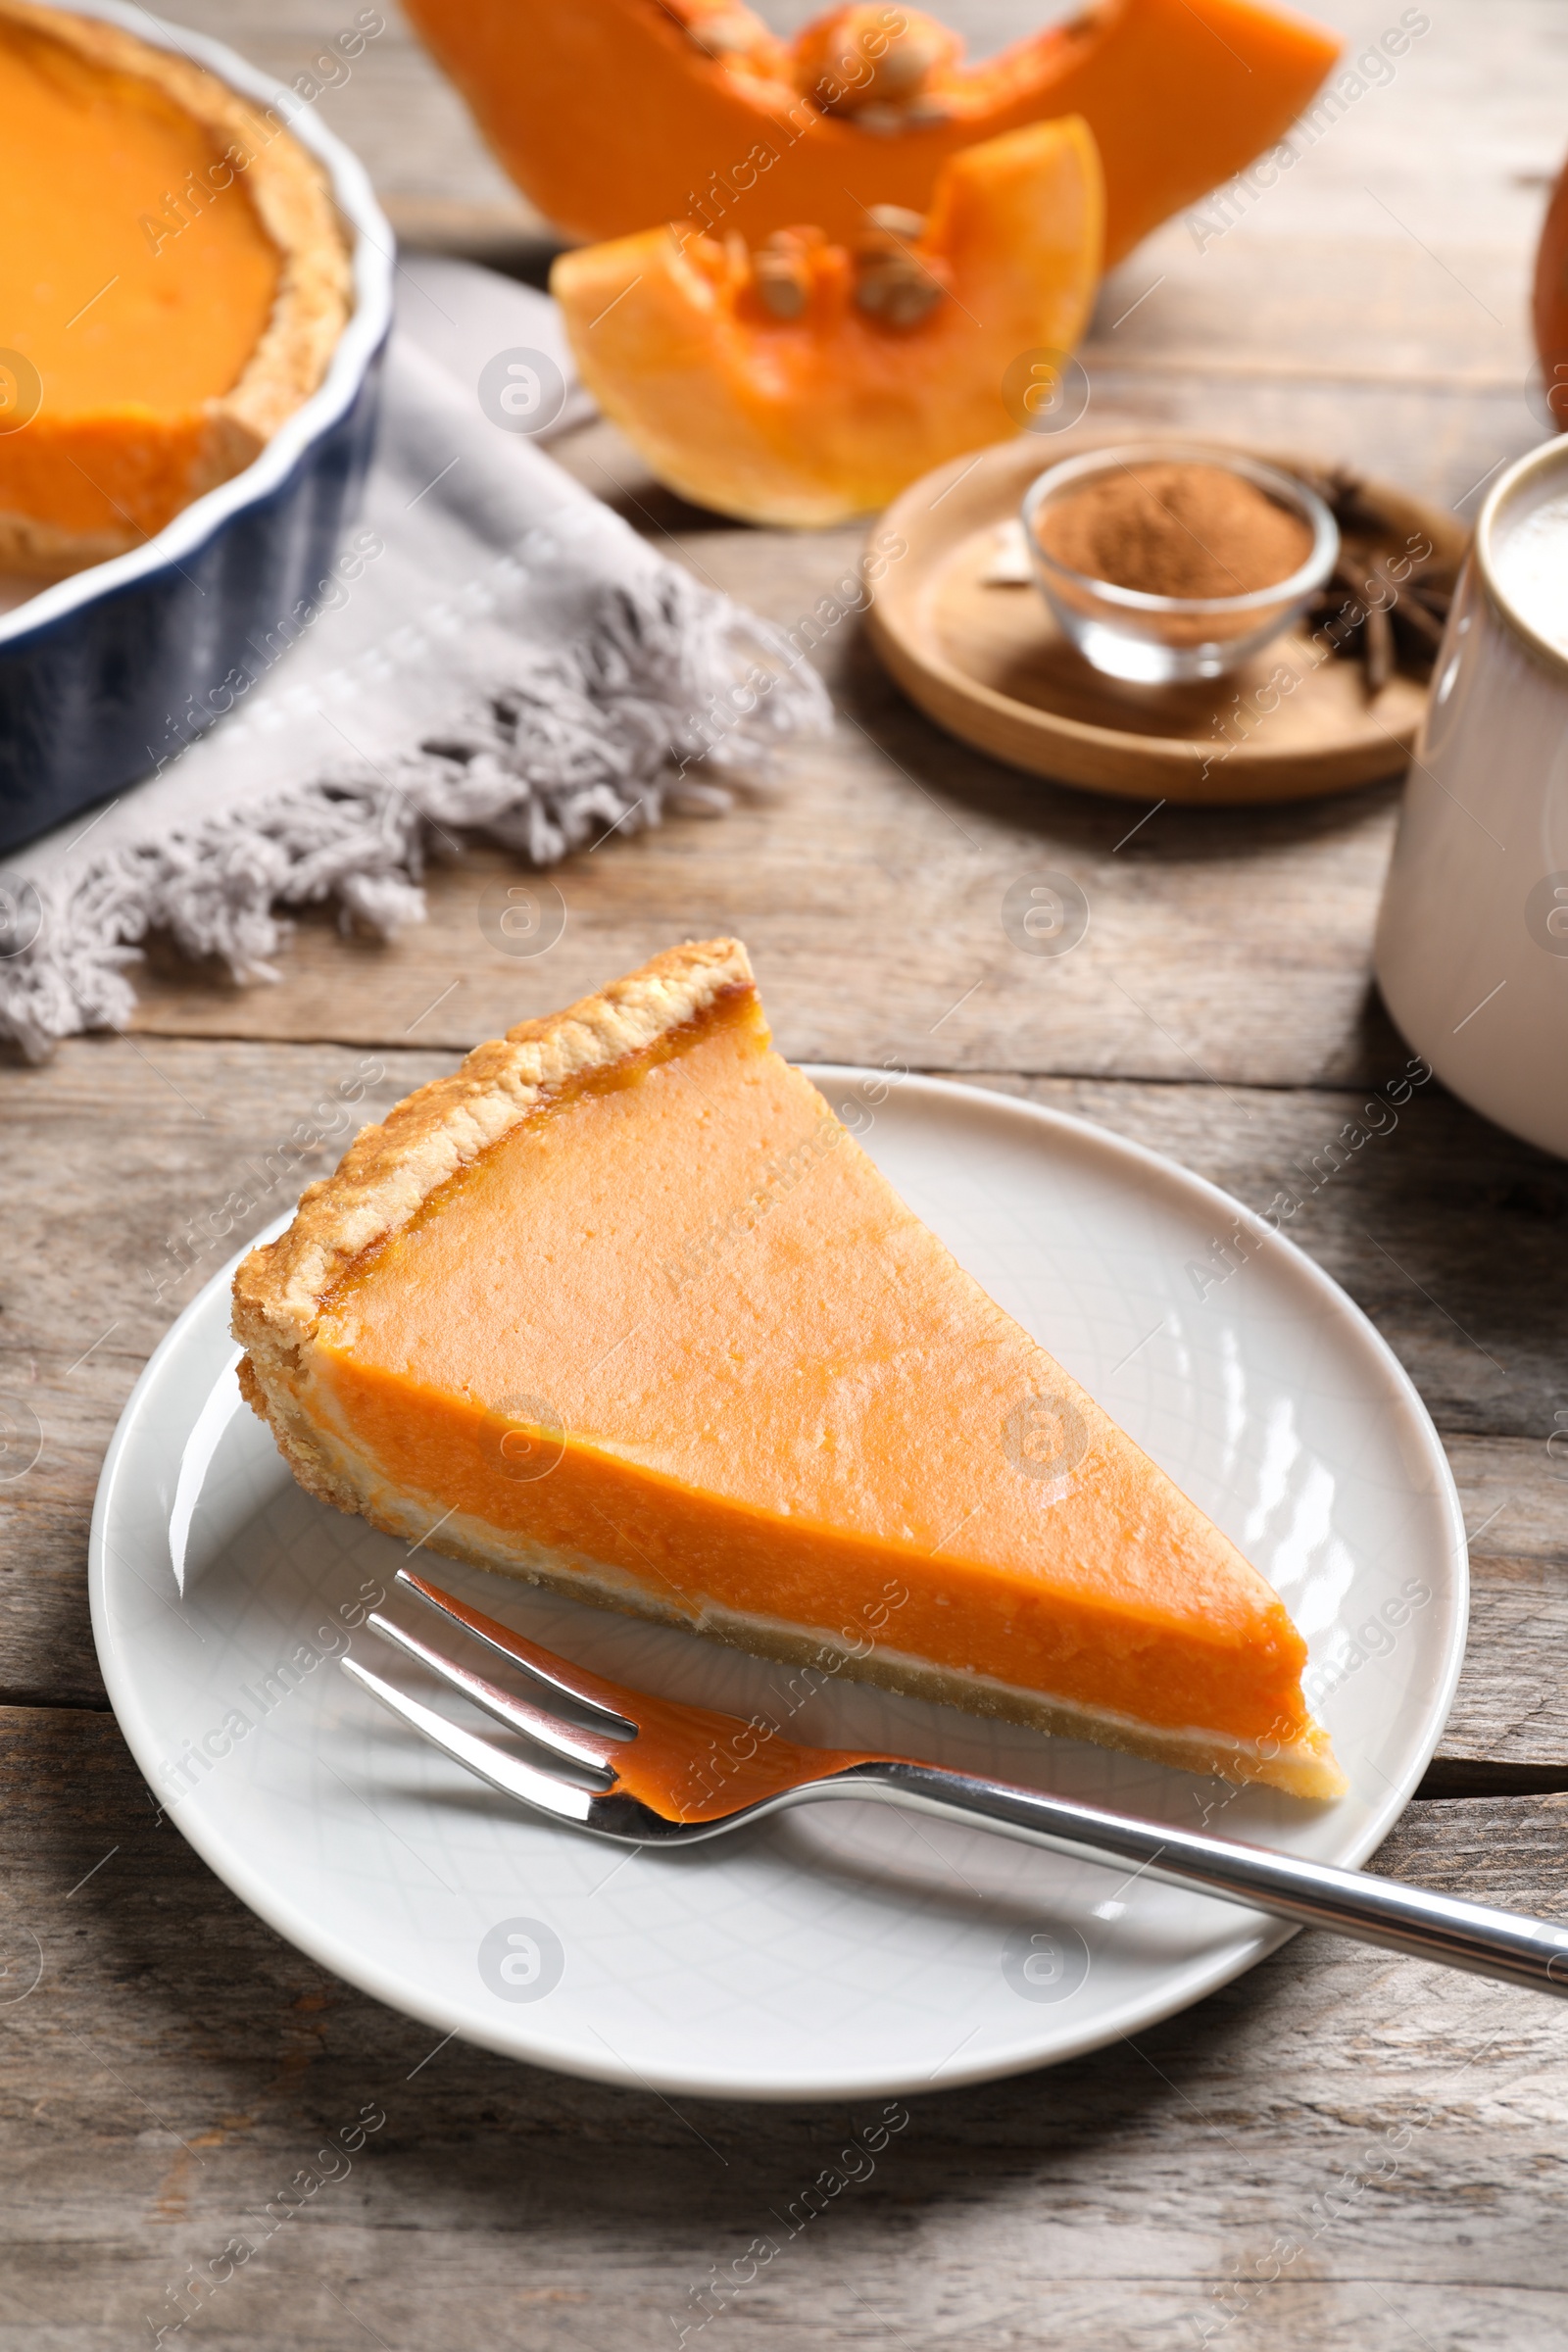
233;939;1344;1799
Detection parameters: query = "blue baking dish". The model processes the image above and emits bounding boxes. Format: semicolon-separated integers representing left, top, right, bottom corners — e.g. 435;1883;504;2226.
0;0;395;858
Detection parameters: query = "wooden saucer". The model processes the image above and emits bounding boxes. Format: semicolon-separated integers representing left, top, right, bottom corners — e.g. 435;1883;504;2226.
863;435;1467;805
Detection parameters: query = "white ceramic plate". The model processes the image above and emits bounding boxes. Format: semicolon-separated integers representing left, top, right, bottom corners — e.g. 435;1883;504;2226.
90;1074;1467;2101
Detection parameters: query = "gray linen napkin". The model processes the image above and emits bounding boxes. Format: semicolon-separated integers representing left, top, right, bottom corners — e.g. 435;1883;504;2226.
0;263;829;1061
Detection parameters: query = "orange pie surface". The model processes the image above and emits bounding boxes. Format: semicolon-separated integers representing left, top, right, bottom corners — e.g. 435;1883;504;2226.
234;941;1343;1799
0;0;349;573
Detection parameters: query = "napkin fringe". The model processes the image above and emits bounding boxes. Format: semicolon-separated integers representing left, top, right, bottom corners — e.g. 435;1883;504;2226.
0;567;829;1063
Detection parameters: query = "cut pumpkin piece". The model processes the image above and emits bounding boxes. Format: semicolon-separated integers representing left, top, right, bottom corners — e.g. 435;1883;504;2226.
401;0;1341;266
552;119;1103;527
233;938;1345;1801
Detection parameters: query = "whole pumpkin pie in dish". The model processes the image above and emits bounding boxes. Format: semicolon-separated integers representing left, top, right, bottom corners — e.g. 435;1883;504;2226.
0;0;351;577
233;940;1344;1800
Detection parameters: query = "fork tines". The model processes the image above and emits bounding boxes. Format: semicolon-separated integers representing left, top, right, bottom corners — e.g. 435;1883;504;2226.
340;1568;638;1827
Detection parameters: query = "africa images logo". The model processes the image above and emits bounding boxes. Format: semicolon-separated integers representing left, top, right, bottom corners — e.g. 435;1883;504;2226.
1001;1922;1093;2004
477;1917;565;2003
477;347;567;437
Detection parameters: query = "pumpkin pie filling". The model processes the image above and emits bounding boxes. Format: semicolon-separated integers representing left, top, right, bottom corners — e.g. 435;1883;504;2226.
234;941;1344;1800
0;0;351;575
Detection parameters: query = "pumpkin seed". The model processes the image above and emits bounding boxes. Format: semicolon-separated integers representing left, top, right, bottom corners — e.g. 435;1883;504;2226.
875;22;947;97
865;205;928;241
853;253;945;328
687;11;763;59
755;246;810;319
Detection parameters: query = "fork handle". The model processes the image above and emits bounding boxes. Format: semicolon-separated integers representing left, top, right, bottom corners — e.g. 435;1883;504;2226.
832;1762;1568;1996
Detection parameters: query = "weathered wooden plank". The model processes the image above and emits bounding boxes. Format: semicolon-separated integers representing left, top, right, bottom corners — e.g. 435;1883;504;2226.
6;1;1565;2340
169;0;543;231
0;1039;418;1707
30;1041;1549;1428
117;339;1527;1086
14;1042;1556;1423
78;5;1545;1090
3;1044;1562;1743
118;269;1532;1082
986;1072;1565;1445
2;1704;1567;2351
122;754;1411;1092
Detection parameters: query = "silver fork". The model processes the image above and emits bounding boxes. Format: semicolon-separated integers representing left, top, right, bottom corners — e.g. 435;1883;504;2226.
342;1567;1568;1998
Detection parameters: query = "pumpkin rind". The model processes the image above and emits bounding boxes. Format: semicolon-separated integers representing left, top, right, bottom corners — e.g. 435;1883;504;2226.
551;119;1104;529
403;0;1339;266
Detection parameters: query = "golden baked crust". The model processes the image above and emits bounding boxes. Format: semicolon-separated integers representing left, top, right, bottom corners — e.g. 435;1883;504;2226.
0;0;352;576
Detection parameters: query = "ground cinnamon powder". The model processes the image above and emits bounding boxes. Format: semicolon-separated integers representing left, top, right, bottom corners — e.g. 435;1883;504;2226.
1037;462;1314;599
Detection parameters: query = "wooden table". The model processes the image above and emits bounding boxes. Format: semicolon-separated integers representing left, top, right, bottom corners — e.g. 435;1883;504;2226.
6;4;1568;2344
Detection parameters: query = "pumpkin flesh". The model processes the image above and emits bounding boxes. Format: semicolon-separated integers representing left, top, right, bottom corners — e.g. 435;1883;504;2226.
402;0;1340;266
552;119;1103;527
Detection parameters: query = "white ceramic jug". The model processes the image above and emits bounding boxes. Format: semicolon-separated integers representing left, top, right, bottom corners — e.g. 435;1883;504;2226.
1375;435;1568;1158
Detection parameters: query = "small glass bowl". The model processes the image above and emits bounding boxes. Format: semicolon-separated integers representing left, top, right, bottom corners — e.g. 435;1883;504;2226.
1022;442;1339;685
